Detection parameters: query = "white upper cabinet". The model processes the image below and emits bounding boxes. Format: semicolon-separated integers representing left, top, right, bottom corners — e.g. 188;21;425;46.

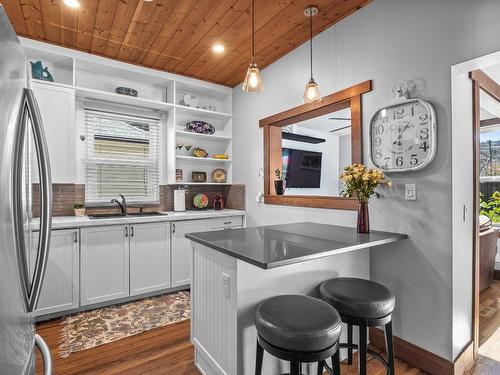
31;82;75;183
129;222;171;296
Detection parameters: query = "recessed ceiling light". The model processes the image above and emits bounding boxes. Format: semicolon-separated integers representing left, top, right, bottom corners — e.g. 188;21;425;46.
212;44;225;54
63;0;80;8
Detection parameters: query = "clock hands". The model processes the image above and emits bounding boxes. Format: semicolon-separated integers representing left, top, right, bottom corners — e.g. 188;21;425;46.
392;121;411;145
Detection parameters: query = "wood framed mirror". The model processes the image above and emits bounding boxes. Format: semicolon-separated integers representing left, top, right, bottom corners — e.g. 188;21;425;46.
260;80;372;210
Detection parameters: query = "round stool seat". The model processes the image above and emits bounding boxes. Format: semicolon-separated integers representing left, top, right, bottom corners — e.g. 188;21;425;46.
255;295;341;352
319;277;395;319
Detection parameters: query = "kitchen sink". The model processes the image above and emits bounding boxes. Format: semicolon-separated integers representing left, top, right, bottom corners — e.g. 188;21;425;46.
88;213;126;219
88;212;167;219
126;212;167;217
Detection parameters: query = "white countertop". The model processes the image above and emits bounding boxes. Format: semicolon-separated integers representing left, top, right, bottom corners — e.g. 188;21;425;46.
32;209;245;229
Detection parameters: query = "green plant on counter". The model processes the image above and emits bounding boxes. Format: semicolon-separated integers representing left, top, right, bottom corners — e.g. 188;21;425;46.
275;168;283;180
74;203;84;209
480;191;500;223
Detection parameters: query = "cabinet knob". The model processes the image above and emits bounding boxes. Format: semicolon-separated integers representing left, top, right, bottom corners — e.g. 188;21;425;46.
73;232;78;243
172;223;175;233
125;227;129;237
131;226;134;237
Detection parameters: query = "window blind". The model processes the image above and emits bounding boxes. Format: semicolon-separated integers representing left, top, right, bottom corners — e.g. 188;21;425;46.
85;109;160;203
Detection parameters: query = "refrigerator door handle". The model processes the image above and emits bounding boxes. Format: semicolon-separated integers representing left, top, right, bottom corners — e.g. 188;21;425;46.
13;88;53;312
35;334;53;375
26;88;52;312
12;89;30;312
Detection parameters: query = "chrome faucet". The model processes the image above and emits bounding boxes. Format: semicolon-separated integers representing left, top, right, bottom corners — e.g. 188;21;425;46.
110;194;127;215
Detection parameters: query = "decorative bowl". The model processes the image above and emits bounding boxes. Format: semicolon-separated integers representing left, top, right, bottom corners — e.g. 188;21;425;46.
192;148;208;158
115;87;138;97
183;94;199;108
185;121;215;135
193;193;209;209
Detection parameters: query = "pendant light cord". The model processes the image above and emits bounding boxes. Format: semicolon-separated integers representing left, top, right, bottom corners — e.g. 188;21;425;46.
309;7;313;80
252;0;255;63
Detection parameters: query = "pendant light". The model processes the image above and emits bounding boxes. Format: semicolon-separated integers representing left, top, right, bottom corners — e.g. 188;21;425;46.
303;6;321;103
242;0;264;92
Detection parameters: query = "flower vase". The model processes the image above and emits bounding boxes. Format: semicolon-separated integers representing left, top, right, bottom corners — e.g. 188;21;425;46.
357;202;369;233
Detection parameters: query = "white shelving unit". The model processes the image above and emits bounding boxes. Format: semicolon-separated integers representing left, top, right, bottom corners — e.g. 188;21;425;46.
176;156;232;163
20;37;234;186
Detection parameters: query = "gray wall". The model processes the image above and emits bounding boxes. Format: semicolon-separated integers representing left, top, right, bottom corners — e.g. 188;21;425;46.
232;0;500;361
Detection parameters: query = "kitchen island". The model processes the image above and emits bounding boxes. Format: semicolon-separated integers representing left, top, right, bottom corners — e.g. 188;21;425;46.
186;222;407;375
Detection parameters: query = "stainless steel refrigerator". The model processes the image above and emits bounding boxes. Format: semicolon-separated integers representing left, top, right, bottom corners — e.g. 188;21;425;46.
0;5;53;375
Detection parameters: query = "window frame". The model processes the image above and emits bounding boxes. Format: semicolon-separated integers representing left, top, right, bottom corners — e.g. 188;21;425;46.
84;108;161;206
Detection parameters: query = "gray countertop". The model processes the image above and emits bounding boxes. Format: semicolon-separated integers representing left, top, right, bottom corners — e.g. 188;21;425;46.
186;222;407;269
32;209;245;229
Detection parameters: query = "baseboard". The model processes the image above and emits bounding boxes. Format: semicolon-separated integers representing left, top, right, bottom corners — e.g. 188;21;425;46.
369;328;474;375
494;269;500;280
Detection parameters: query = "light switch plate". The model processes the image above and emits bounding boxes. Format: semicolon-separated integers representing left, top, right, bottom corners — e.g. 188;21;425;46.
405;184;416;201
222;273;231;299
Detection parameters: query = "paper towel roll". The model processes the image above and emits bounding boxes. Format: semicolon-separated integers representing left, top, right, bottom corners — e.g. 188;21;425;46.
174;189;186;212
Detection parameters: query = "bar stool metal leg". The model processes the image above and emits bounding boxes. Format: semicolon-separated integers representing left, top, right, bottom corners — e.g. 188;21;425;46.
317;360;324;375
332;349;341;375
358;322;367;375
290;361;301;375
347;323;353;365
255;339;264;375
384;321;395;375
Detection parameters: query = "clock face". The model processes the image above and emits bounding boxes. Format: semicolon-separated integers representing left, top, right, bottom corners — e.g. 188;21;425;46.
369;99;436;172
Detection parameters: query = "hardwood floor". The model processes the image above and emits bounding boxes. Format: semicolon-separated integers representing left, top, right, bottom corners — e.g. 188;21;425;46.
479;280;500;362
36;316;498;375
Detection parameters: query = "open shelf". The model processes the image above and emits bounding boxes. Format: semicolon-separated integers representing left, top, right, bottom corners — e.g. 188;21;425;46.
175;130;232;141
75;86;174;112
175;104;232;120
168;182;232;185
176;155;232;163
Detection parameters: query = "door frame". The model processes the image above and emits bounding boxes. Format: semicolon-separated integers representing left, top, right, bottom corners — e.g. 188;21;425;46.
469;69;500;360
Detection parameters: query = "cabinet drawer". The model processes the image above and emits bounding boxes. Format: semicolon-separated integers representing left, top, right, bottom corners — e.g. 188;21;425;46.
209;216;243;230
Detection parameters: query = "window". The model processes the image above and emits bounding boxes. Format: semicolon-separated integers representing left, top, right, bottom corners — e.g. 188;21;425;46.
85;109;160;204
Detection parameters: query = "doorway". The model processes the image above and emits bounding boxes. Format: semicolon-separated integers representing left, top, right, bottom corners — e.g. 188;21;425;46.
470;68;500;364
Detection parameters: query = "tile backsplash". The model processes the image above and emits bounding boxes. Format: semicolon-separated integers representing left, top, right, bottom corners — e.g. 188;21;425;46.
32;184;245;216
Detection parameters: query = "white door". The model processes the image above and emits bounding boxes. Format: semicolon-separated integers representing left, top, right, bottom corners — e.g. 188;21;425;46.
80;225;129;306
30;229;80;316
31;82;75;183
171;220;210;287
130;222;171;296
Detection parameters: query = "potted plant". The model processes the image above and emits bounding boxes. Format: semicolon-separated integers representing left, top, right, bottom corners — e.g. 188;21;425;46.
274;169;285;195
74;203;85;217
340;163;391;233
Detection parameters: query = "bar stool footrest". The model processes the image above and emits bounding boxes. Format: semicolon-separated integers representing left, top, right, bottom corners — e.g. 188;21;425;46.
323;343;390;375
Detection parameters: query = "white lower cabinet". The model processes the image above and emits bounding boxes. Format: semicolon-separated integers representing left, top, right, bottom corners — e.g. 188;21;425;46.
171;220;210;288
34;215;244;317
130;222;171;296
31;229;80;316
80;225;129;306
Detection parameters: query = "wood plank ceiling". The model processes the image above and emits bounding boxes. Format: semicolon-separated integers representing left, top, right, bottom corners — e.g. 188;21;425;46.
3;0;371;87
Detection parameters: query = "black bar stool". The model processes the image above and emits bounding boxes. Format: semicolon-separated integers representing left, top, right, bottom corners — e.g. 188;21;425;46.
254;294;342;375
319;277;396;375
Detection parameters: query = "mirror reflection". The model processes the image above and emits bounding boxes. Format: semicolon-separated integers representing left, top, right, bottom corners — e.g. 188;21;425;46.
281;107;351;196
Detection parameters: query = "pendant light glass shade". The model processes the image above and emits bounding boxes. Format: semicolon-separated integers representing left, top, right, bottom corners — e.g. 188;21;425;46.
242;0;264;92
242;62;264;92
303;6;320;103
303;77;320;103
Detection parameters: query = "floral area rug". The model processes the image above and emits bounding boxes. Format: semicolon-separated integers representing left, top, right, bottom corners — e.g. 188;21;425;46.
58;291;190;358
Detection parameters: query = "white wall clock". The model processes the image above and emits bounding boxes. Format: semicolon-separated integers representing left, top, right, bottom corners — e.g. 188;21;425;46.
369;81;437;172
